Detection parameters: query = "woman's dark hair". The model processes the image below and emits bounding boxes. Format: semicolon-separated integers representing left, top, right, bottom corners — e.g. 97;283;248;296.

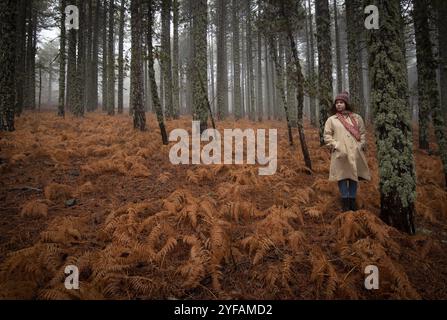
331;100;354;115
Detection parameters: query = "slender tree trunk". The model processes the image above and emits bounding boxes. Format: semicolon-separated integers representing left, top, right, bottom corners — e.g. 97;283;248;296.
58;0;66;117
280;0;312;170
256;6;263;122
117;0;125;114
315;0;333;145
130;0;145;130
216;0;228;120
413;0;447;186
92;0;100;111
160;0;173;119
307;0;317;126
333;0;342;93
346;0;363;116
436;0;447;121
0;0;17;131
264;41;271;120
38;65;42;111
232;0;241;120
172;0;180;118
241;15;246;118
48;64;53;105
85;0;94;112
268;35;294;146
102;0;108;111
245;0;255;121
192;0;208;132
146;0;168;143
67;6;78;112
367;0;416;234
107;0;115;115
73;0;85;117
15;0;26;117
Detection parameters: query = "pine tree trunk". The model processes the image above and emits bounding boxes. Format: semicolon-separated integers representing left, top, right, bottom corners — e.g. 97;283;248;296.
146;0;168;143
161;0;173;119
437;0;447;121
130;0;145;130
264;41;271;120
192;0;208;132
0;0;17;131
216;0;228;120
92;0;100;111
268;35;293;146
413;0;447;186
245;0;255;121
280;0;312;170
102;0;108;112
85;0;94;112
232;0;241;120
172;0;180;118
241;16;246;118
48;64;53;105
117;0;125;114
73;0;85;117
315;0;333;146
307;0;317;126
256;6;263;122
367;0;416;234
15;0;27;117
58;0;66;117
25;4;37;110
333;0;342;93
38;65;42;111
286;43;296;127
346;0;362;116
107;0;115;115
67;8;78;112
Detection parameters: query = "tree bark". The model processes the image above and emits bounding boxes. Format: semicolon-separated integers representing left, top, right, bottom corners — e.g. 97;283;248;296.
58;0;66;117
216;0;228;120
315;0;333;145
146;0;168;143
232;0;241;120
172;0;180;118
413;0;447;186
307;0;317;126
367;0;417;234
161;0;173;119
0;0;17;131
333;0;342;93
117;0;125;114
130;0;145;130
192;0;208;132
107;0;115;115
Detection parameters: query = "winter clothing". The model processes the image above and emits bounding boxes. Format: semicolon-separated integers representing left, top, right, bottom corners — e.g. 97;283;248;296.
334;91;350;106
338;179;358;198
336;112;361;141
349;198;358;211
323;112;371;182
341;198;350;212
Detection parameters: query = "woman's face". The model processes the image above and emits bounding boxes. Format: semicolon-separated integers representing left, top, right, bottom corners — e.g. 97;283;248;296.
335;100;346;112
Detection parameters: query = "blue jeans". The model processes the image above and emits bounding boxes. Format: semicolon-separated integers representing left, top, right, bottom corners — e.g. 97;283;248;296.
338;179;358;199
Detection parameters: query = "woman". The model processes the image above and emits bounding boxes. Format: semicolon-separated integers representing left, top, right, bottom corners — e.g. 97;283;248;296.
323;91;371;212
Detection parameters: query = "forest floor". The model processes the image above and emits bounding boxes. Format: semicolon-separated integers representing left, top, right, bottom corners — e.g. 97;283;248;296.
0;111;447;299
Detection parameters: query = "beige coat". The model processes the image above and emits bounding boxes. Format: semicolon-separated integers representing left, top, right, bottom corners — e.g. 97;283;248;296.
323;113;371;182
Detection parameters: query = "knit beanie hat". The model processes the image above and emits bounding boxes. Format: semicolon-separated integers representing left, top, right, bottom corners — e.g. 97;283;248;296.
334;91;350;106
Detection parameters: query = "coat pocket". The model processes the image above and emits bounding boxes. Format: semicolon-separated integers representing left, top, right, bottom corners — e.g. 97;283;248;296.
334;141;347;159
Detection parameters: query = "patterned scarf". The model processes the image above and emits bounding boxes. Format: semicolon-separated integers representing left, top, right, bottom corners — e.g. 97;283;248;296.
336;112;361;141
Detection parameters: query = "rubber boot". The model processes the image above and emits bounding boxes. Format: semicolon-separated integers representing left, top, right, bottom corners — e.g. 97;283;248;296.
349;198;357;211
341;198;350;212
